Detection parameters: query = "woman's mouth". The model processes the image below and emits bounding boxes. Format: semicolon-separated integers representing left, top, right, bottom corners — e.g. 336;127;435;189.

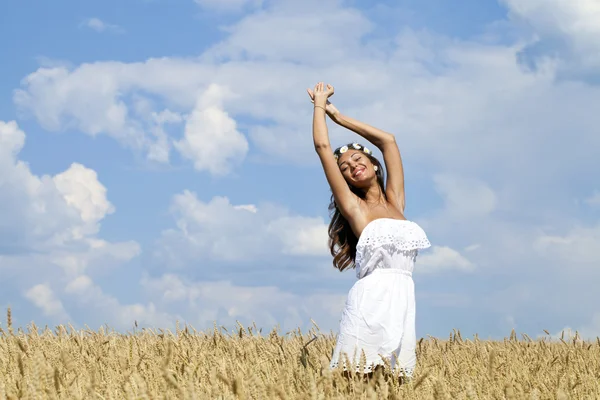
353;168;365;178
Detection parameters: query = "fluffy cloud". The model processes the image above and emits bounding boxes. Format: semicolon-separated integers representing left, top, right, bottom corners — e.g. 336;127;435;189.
194;0;263;13
418;246;475;274
0;120;143;329
0;120;353;332
503;0;600;78
584;191;600;206
154;191;328;269
64;275;173;329
150;186;475;305
141;274;346;331
432;174;497;219
13;66;177;164
48;239;140;277
550;312;600;341
13;67;250;171
0;121;120;252
53;164;115;237
148;188;474;329
10;2;375;169
534;223;600;273
24;284;70;321
13;22;600;182
7;0;600;336
411;169;600;337
80;18;124;34
577;314;600;339
174;84;248;175
206;1;371;64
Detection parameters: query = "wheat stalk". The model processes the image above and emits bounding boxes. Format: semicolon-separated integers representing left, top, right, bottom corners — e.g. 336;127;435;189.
0;311;598;399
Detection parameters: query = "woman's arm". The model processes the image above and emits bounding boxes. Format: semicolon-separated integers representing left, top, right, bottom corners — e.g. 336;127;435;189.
332;112;406;213
311;83;360;217
331;113;395;147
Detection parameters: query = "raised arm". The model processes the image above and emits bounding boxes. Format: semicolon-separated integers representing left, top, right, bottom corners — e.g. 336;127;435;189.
311;83;360;217
331;112;406;213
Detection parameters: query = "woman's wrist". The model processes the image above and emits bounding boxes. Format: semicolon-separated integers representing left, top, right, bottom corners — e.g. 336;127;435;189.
328;109;341;121
314;98;327;107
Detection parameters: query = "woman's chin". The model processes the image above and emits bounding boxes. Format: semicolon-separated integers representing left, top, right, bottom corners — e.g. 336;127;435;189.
351;178;372;189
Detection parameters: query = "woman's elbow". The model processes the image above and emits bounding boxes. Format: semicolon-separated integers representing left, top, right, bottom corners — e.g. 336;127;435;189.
314;142;332;152
382;134;396;144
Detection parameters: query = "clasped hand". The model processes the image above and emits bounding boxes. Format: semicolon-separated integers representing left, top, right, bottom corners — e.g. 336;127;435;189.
307;82;339;117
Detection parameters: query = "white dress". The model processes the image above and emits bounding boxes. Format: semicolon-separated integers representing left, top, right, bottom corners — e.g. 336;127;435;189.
330;218;431;377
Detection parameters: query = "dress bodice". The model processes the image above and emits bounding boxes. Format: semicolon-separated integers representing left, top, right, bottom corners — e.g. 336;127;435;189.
355;218;431;279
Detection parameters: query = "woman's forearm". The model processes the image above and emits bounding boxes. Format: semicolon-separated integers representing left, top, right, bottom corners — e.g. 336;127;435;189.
313;106;331;151
331;113;395;148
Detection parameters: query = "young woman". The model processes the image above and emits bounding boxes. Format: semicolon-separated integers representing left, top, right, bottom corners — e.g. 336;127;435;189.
308;82;431;380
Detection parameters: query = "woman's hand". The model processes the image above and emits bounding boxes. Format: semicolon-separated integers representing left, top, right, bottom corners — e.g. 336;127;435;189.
310;82;334;105
307;83;339;118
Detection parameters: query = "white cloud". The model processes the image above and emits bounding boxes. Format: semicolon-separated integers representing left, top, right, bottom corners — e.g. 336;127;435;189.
0;121;120;251
417;174;502;254
81;18;124;34
53;164;115;235
11;3;376;169
13;66;175;165
7;0;600;335
155;191;328;269
141;274;346;331
576;314;600;339
0;120;25;157
432;174;497;219
194;0;262;13
415;167;600;334
465;244;481;252
418;246;475;274
418;291;471;308
234;204;257;213
502;0;600;77
174;84;248;175
0;120;141;329
49;239;140;277
547;316;600;341
14;25;600;180
267;216;329;256
534;223;600;270
24;284;70;321
64;275;173;329
584;191;600;206
205;2;371;63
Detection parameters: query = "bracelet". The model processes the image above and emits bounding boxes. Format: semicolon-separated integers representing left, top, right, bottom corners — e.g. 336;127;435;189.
314;105;326;112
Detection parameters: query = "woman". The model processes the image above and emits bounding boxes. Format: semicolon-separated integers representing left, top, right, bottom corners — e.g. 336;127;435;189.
308;82;431;380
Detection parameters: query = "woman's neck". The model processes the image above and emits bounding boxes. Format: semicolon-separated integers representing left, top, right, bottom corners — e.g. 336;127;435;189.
363;184;385;205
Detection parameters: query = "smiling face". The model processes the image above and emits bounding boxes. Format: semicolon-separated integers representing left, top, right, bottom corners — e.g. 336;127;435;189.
337;149;377;188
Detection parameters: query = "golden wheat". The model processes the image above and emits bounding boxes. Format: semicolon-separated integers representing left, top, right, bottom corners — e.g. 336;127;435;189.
0;309;599;399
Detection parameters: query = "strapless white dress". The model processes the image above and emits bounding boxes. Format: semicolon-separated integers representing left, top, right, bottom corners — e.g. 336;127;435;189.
329;218;431;377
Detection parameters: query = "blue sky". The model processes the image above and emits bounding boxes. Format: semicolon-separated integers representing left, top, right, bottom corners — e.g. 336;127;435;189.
1;0;600;340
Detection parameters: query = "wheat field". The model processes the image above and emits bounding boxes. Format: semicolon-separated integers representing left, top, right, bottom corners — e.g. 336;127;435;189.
0;309;599;399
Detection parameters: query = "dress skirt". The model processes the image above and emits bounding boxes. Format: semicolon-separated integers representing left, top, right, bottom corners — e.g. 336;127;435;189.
330;269;416;377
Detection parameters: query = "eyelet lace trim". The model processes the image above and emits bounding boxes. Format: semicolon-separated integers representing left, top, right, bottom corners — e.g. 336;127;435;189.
330;361;414;378
355;220;431;270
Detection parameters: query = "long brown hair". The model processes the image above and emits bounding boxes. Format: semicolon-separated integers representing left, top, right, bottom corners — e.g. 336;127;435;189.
328;152;386;271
